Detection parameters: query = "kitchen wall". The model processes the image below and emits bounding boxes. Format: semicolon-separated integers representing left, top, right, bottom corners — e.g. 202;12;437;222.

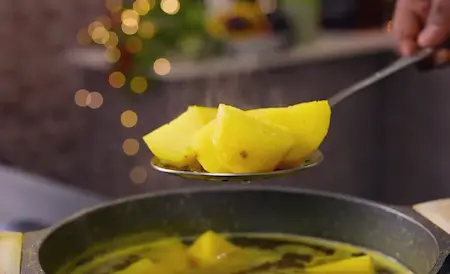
0;0;390;202
5;26;449;206
80;53;385;200
64;51;450;205
378;53;450;205
0;0;103;196
5;0;446;218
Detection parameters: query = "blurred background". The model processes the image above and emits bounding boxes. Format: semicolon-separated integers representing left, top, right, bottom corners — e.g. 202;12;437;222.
2;0;450;230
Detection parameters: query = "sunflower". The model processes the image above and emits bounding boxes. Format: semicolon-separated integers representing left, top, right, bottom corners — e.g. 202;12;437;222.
206;1;271;41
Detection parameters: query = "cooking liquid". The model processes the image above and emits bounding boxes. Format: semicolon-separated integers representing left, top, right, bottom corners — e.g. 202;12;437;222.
65;233;413;274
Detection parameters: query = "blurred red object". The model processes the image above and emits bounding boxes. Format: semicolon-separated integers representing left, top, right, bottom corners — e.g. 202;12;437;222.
114;45;134;75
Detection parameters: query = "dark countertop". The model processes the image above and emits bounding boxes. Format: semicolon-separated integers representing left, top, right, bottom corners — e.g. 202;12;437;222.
0;166;109;273
0;165;109;230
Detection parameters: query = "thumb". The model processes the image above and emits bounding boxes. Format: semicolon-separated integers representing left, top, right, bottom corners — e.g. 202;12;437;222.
418;0;450;47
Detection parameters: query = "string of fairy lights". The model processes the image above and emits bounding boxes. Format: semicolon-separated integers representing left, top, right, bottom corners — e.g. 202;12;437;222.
74;0;180;184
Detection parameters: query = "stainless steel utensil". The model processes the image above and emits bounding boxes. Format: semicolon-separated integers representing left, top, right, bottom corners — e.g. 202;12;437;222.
152;150;323;182
151;48;435;182
327;47;433;107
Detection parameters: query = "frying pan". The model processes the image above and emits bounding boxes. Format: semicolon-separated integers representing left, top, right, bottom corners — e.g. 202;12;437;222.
3;186;450;274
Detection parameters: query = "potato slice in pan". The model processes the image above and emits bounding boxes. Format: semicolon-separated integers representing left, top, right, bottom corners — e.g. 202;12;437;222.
306;255;375;273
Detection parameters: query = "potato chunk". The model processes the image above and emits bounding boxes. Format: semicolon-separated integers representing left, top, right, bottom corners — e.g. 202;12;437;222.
143;106;217;168
192;120;229;173
188;230;239;266
306;255;375;273
145;239;191;272
248;100;331;168
114;259;175;274
213;104;295;173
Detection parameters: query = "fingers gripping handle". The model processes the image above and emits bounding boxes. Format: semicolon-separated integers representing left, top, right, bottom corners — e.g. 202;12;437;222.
416;39;450;71
0;231;23;274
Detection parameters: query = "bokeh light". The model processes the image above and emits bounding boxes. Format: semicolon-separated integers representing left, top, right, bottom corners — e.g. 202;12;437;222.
130;77;148;94
121;23;139;35
74;89;90;107
87;92;104;109
153;58;171;76
104;47;121;63
130;166;147;184
105;0;123;13
91;26;110;44
133;0;153;16
161;0;180;15
138;20;155;39
104;32;119;48
76;28;91;45
109;71;126;88
88;21;104;36
121;9;140;35
121;110;138;128
121;9;140;26
125;37;143;54
122;138;140;156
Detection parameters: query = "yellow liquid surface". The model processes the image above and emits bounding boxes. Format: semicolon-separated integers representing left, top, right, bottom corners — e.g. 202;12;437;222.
64;233;413;274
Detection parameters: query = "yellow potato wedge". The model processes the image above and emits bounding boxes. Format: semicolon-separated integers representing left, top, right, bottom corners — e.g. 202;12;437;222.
188;230;239;266
213;104;295;173
145;241;191;272
306;255;375;273
248;100;331;169
192;120;230;173
143;106;217;169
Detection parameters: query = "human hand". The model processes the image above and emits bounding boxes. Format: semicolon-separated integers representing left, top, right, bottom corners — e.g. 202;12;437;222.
393;0;450;56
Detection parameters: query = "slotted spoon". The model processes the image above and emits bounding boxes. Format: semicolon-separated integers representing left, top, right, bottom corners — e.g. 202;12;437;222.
151;48;434;182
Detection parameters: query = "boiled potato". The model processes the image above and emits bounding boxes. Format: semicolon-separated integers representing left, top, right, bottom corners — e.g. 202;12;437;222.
143;106;217;169
188;230;239;266
192;120;229;173
248;100;331;169
213;104;295;173
114;258;175;274
306;255;375;273
144;240;191;272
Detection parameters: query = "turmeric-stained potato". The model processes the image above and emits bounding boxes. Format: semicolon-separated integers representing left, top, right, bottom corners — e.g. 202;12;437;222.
143;238;191;272
306;255;375;273
248;100;331;169
188;230;239;266
143;106;217;169
213;104;295;173
192;120;229;173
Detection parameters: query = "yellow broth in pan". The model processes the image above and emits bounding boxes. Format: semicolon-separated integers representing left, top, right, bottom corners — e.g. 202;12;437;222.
66;231;412;274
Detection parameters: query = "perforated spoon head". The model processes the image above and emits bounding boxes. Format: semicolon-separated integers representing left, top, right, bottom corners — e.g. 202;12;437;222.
151;150;324;182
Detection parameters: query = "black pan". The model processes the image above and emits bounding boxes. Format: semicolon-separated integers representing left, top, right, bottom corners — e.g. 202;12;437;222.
4;186;450;274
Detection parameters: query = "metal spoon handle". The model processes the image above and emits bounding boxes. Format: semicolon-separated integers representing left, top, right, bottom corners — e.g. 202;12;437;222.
327;48;434;107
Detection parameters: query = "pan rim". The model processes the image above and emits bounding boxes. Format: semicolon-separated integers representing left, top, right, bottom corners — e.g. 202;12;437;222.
39;186;448;273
